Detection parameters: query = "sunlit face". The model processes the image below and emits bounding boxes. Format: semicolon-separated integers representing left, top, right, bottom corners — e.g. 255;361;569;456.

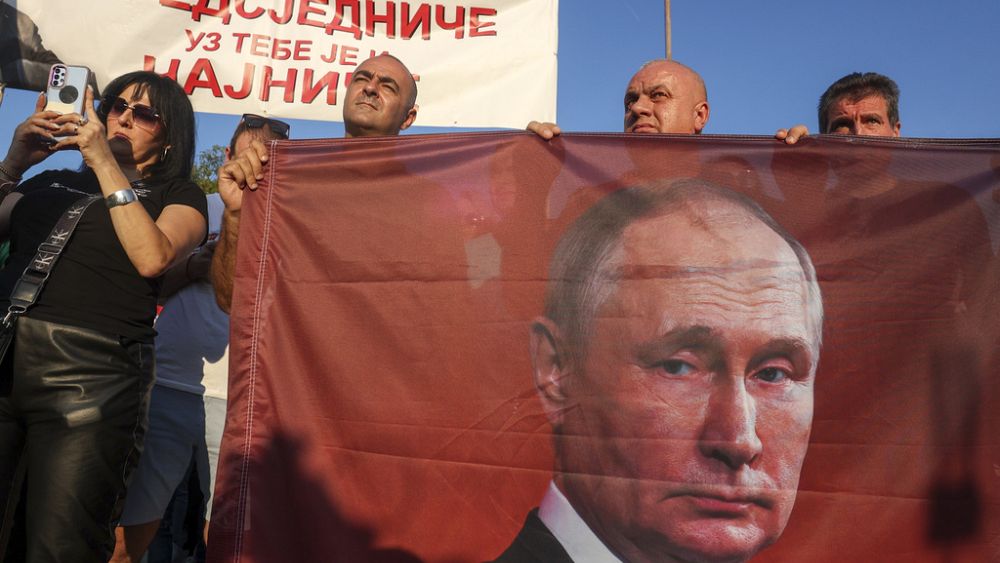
824;95;900;137
624;62;708;134
556;204;817;563
106;83;167;172
343;55;416;138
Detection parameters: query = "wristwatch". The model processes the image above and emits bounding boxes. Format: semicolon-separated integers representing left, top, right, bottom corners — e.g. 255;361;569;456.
105;188;138;208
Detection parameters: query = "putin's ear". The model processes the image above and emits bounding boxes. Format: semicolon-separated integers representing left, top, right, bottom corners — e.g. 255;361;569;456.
693;101;710;134
530;317;571;424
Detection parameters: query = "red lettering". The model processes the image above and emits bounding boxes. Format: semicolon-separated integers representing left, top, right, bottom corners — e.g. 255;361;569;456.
340;45;358;66
232;32;251;53
185;30;208;52
183;58;224;97
469;7;496;37
326;0;362;40
272;38;292;60
269;0;294;23
297;0;327;30
142;55;181;82
400;3;431;40
320;43;339;63
224;63;256;99
250;34;270;57
191;0;232;24
201;32;223;51
260;66;298;103
365;0;396;37
301;69;340;105
159;0;195;13
233;0;264;19
435;5;465;39
293;40;313;60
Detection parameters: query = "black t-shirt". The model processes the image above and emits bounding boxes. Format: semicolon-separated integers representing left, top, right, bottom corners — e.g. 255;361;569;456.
0;169;208;341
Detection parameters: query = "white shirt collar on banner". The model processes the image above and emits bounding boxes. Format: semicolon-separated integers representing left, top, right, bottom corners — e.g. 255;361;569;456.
537;481;623;563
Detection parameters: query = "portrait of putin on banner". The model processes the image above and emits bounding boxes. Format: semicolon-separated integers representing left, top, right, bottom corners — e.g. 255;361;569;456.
211;130;997;563
493;180;823;563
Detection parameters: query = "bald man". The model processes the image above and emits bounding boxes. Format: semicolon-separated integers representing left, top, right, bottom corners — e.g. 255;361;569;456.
529;59;798;143
211;53;418;312
529;59;708;139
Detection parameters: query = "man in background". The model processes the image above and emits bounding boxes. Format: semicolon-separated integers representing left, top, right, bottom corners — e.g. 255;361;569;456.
817;72;901;137
211;53;418;311
776;71;901;141
528;59;709;139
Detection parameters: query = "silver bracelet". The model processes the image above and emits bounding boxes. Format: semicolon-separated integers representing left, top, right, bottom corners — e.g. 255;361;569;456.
105;188;138;208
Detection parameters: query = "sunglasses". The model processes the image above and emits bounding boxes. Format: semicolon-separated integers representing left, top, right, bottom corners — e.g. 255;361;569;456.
241;114;290;138
107;97;162;132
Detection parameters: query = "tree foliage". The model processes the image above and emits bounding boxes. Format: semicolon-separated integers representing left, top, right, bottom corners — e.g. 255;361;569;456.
192;144;226;194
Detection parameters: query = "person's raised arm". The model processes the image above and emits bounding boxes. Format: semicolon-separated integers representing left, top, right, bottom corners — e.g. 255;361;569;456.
61;87;205;278
210;139;268;313
0;92;70;239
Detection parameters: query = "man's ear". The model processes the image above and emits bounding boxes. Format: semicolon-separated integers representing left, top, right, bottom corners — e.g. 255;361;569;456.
892;120;901;137
399;105;418;132
224;146;232;162
530;317;571;425
693;101;710;134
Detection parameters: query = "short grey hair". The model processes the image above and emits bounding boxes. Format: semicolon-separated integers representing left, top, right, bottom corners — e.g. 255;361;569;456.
543;179;823;368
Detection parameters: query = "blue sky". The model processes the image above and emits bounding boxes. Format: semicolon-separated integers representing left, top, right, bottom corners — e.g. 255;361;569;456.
3;0;999;177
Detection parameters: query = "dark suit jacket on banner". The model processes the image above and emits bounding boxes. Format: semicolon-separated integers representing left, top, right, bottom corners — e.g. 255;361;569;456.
491;509;573;563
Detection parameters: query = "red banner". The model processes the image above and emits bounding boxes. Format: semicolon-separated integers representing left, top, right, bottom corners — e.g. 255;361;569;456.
209;133;1000;562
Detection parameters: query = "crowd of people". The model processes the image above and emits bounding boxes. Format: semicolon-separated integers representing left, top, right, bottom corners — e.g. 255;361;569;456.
0;50;916;563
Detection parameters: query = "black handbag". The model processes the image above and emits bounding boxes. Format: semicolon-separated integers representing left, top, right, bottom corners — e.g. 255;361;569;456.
0;193;102;392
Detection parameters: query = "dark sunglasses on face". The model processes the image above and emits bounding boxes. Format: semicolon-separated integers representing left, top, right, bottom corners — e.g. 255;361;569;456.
107;97;162;132
241;114;290;138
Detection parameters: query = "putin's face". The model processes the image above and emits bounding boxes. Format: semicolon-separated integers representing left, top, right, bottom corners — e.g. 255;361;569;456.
543;203;818;562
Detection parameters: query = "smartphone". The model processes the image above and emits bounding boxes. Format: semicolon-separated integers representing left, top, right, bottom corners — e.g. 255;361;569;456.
44;64;91;134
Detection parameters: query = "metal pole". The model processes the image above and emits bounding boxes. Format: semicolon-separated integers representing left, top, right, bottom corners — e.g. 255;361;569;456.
665;0;672;59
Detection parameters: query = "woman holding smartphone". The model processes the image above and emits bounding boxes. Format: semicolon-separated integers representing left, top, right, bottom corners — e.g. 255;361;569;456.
0;70;206;562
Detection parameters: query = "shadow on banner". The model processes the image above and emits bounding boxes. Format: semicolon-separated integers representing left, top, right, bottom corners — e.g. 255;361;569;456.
209;132;1000;563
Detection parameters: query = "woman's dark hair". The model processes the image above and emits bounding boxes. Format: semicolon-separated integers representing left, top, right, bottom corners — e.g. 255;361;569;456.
98;71;195;181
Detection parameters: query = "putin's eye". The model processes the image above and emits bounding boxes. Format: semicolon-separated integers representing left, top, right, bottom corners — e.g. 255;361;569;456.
755;366;790;383
657;359;696;377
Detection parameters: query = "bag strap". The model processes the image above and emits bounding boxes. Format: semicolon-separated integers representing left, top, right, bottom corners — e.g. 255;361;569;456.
4;193;103;326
